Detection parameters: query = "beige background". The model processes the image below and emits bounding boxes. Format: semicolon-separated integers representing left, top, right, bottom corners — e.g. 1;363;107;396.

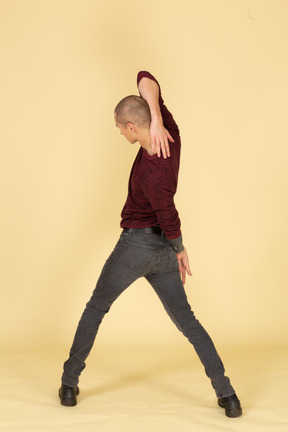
1;1;288;431
1;0;288;349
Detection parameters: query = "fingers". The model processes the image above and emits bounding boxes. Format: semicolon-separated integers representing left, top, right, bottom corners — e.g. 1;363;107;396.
166;143;170;158
159;140;167;158
162;132;171;157
176;248;192;284
150;128;171;159
154;139;167;159
164;137;170;158
167;132;175;143
177;262;186;285
151;135;165;158
187;265;192;276
157;141;163;158
178;263;192;285
182;269;186;285
158;138;171;159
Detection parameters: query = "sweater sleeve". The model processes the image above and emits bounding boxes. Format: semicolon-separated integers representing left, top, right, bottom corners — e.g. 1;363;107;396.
142;165;181;238
143;171;183;252
137;71;179;136
137;72;183;252
137;71;164;105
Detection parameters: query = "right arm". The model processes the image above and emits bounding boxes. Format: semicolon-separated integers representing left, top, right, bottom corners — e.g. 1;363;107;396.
138;76;174;159
143;170;192;284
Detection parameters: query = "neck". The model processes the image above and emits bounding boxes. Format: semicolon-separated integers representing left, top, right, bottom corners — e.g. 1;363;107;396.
138;130;156;155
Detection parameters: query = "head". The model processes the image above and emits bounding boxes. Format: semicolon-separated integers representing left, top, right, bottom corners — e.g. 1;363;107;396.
114;95;151;144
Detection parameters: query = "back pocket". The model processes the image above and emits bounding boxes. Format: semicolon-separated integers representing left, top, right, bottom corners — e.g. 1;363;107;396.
119;240;154;269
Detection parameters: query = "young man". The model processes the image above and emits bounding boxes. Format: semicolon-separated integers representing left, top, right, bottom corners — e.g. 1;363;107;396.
59;71;242;418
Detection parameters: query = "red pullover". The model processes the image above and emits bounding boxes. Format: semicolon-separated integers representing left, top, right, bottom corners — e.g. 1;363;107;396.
120;71;182;243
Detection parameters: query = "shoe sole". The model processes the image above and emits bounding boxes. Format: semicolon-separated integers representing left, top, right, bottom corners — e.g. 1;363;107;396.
225;408;242;418
60;398;77;407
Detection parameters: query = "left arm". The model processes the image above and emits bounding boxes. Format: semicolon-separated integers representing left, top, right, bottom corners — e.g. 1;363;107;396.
176;247;192;285
143;170;192;284
138;76;174;159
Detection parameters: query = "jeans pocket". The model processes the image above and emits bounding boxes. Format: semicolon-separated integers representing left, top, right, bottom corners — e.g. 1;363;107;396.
118;239;154;269
167;246;179;272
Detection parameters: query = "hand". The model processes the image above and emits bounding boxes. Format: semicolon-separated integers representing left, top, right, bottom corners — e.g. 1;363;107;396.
176;247;192;285
150;119;174;159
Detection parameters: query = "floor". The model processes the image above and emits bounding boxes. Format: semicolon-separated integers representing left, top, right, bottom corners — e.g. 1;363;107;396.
1;345;287;432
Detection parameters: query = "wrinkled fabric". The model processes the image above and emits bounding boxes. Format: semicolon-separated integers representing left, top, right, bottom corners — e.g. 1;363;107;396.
62;230;234;398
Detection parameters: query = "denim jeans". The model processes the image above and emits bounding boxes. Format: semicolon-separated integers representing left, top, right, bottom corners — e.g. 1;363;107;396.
62;229;235;398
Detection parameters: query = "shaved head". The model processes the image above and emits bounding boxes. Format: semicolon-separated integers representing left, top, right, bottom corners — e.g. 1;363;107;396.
114;95;151;128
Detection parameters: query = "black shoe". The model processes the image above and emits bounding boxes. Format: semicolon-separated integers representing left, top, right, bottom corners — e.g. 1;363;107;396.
218;393;242;418
59;384;80;407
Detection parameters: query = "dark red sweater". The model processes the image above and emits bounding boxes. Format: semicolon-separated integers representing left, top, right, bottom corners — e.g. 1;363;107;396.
120;71;181;240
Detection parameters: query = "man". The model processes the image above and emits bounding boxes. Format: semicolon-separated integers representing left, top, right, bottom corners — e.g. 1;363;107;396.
59;71;242;418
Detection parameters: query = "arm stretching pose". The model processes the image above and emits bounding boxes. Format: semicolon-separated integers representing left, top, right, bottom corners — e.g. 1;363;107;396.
59;71;242;418
138;72;191;284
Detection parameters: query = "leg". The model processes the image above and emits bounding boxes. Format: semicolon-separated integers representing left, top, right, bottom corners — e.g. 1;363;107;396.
62;233;154;387
145;248;235;398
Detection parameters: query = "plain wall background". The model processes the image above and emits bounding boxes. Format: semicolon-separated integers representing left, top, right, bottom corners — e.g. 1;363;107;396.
0;0;287;350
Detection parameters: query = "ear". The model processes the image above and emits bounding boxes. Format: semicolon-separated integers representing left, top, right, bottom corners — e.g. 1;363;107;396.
127;122;137;133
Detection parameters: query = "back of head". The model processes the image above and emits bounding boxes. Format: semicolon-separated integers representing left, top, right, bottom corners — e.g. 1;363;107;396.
114;95;151;128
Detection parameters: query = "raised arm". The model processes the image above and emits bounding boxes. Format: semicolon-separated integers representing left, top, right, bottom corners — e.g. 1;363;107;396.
138;76;174;159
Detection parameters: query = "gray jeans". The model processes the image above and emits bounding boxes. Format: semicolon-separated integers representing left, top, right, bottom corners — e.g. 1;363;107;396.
62;229;235;398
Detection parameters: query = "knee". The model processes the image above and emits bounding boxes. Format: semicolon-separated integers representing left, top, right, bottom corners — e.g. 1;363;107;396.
84;301;110;320
167;307;198;331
